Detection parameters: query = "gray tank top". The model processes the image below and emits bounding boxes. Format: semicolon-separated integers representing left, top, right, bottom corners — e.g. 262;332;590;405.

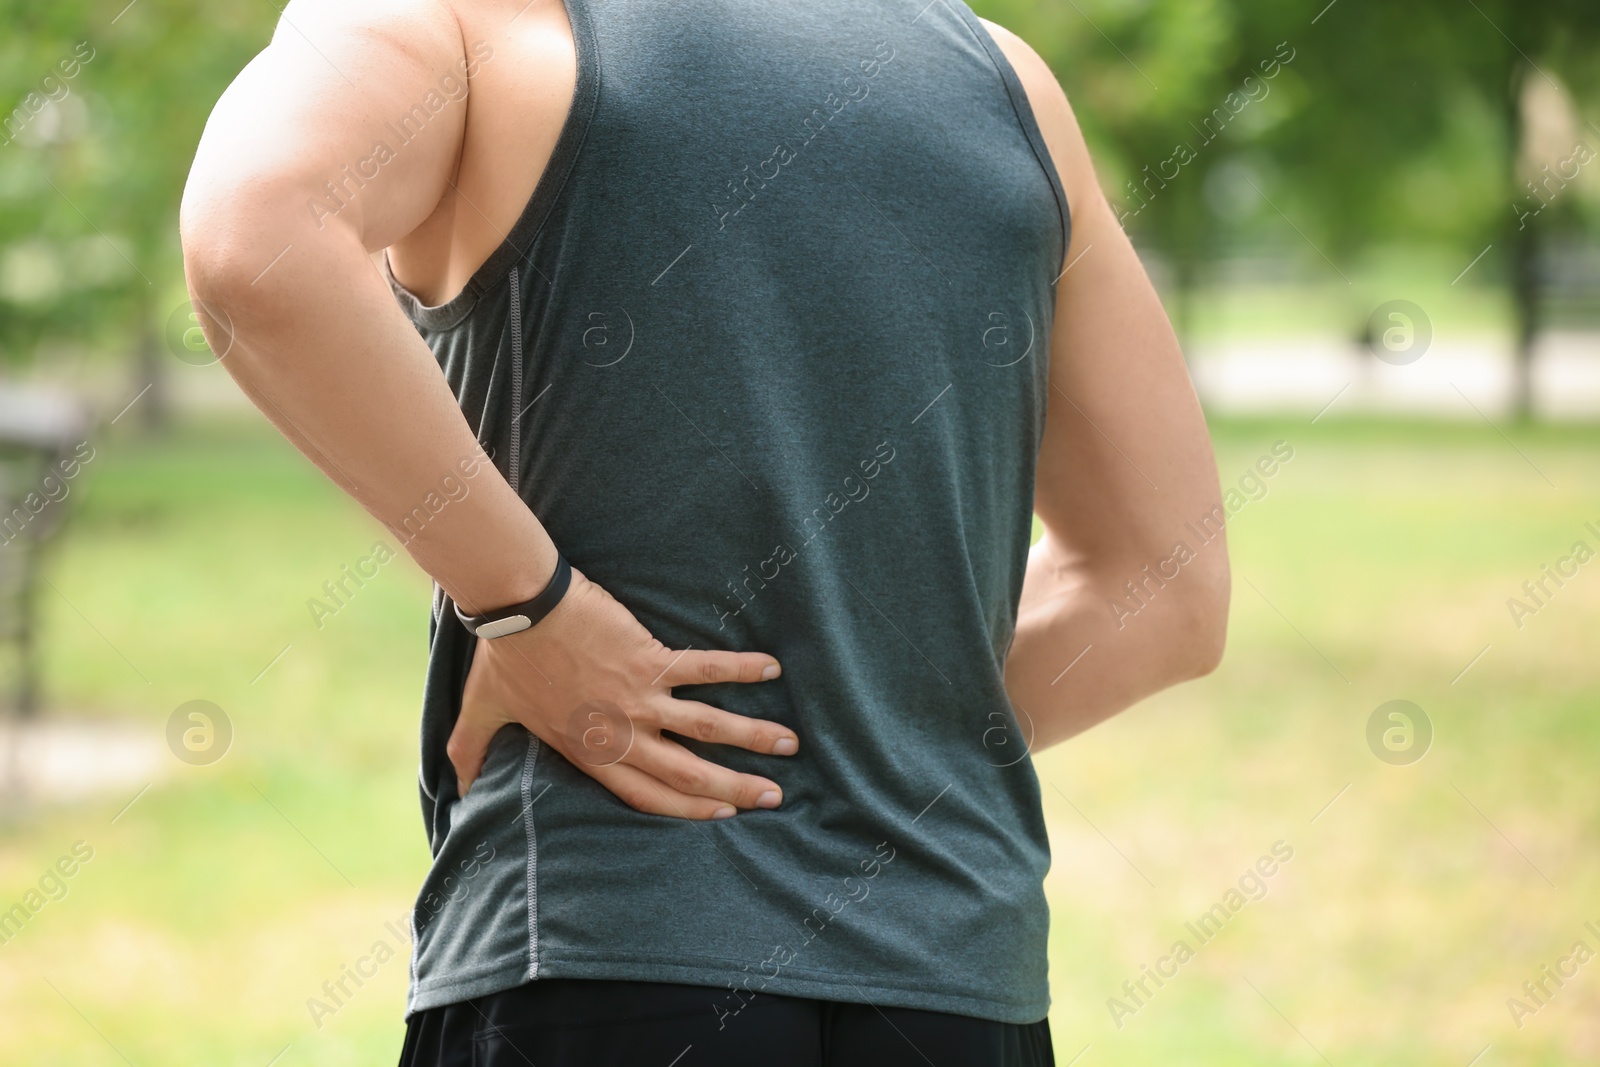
387;0;1070;1026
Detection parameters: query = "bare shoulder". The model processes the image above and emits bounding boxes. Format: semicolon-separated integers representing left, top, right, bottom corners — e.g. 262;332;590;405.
194;0;470;178
270;0;462;52
976;16;1101;215
976;17;1055;96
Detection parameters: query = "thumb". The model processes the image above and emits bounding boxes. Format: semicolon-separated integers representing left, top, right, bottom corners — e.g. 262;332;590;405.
446;697;509;799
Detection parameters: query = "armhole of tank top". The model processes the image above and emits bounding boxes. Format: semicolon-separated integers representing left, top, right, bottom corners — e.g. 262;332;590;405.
946;2;1072;277
382;0;600;333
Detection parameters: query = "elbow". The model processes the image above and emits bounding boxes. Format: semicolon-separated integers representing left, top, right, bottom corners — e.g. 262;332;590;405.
178;175;323;380
180;185;282;308
179;169;336;312
177;201;257;367
1179;555;1231;679
1186;606;1228;679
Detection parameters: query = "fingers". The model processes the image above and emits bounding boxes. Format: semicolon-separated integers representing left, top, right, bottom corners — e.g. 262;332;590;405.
560;699;794;820
631;733;784;811
658;698;799;756
585;759;745;821
659;648;781;687
446;696;511;798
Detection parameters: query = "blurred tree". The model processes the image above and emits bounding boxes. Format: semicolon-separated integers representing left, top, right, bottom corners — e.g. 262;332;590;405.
0;0;275;427
1444;0;1600;420
976;0;1240;345
976;0;1600;418
2;0;1597;421
1253;0;1600;420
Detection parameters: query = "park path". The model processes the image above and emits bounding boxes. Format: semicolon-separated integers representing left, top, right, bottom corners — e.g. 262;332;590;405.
1189;329;1600;419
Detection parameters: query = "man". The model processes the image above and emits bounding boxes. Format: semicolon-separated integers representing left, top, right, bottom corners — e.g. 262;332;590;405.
180;0;1229;1063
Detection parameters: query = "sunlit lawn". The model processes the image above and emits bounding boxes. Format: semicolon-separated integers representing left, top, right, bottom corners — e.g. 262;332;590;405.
0;411;1596;1065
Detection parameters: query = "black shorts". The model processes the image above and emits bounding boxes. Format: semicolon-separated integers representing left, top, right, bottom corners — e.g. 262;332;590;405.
397;977;1056;1067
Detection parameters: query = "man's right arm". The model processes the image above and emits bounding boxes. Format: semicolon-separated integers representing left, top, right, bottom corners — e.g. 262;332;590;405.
181;0;554;616
181;0;798;818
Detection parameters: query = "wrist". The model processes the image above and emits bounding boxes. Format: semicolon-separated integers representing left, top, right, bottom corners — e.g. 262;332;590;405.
453;550;571;639
440;531;559;610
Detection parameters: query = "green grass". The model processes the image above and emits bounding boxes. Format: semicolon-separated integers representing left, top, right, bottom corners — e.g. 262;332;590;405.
1;411;1597;1065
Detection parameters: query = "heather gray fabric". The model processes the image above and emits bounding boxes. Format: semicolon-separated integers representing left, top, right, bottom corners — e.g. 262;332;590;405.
386;0;1070;1026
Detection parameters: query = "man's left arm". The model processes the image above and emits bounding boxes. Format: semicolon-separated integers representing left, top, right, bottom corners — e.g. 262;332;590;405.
982;19;1232;752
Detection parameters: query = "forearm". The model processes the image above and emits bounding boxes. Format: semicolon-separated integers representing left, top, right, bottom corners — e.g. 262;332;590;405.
1005;531;1227;753
181;202;557;615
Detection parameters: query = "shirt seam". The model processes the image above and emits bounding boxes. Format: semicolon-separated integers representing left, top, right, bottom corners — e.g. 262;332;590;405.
945;0;1073;276
521;732;542;979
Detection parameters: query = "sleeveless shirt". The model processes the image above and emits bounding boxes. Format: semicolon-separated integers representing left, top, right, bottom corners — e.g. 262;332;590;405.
385;0;1070;1026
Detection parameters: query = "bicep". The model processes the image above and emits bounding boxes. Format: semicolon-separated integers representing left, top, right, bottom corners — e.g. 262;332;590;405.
181;0;468;266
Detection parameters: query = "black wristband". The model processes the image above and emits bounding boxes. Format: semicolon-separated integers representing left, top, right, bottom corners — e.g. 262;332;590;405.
454;552;572;639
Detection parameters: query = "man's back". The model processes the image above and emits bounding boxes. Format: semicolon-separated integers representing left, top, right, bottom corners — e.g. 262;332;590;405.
182;0;1229;1056
390;0;1070;1025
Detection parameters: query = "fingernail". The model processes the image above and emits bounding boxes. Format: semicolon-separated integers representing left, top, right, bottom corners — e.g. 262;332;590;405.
756;790;781;809
712;805;737;820
773;737;798;756
761;664;781;681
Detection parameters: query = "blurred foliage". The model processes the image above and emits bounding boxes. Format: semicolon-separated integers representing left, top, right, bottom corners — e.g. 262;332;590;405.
0;1;276;362
980;0;1600;350
0;0;1598;378
977;0;1600;248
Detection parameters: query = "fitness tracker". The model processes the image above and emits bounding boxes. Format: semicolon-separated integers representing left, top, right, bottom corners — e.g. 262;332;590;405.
454;552;572;639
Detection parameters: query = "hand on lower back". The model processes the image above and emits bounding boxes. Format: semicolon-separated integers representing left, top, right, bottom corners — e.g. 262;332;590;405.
447;566;797;820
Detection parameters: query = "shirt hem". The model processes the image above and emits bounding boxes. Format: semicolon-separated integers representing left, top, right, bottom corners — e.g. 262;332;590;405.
407;950;1050;1025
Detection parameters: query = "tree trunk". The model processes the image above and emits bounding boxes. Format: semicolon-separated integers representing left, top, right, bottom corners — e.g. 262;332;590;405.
1505;61;1538;423
1167;174;1205;361
133;314;169;433
1508;216;1539;422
